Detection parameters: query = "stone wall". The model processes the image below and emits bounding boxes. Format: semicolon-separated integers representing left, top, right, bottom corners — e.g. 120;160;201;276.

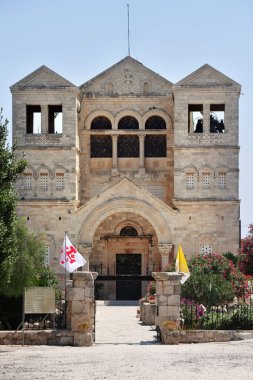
160;329;253;345
152;272;182;329
66;271;97;346
0;330;74;346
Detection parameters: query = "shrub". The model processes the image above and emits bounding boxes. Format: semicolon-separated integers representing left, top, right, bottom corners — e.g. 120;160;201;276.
181;253;246;306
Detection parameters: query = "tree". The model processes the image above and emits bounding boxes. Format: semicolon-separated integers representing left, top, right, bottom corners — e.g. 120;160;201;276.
0;108;26;267
0;218;49;297
239;224;253;277
0;108;59;297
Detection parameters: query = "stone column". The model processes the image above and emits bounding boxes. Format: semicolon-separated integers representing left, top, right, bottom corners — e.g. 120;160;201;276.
111;135;118;174
203;104;210;134
66;271;97;346
157;243;173;269
41;105;48;134
148;242;153;274
152;272;183;343
78;245;92;271
139;134;145;175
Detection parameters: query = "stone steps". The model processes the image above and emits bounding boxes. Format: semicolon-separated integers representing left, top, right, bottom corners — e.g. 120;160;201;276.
96;300;139;306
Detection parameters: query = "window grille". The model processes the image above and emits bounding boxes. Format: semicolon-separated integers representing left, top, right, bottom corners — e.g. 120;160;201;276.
218;173;226;189
145;116;166;130
120;226;138;236
118;135;139;157
202;173;210;189
24;173;32;189
91;116;112;130
145;135;166;157
118;116;139;130
90;136;112;157
186;173;194;189
40;173;48;190
56;173;64;189
200;245;213;255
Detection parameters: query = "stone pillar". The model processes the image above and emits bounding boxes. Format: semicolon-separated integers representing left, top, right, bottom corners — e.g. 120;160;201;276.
152;272;183;343
203;103;210;134
78;244;92;271
66;271;97;346
111;135;118;174
41;105;48;134
148;242;153;274
139;135;145;175
157;243;173;269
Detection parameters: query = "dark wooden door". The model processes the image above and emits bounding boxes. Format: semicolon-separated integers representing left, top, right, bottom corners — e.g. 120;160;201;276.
116;254;142;300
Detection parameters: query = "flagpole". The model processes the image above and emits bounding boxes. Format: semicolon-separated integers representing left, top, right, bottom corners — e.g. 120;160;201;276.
64;231;67;328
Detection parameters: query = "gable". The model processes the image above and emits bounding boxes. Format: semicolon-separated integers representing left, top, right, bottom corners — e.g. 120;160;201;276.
10;65;77;90
80;56;173;95
78;177;177;215
175;64;240;88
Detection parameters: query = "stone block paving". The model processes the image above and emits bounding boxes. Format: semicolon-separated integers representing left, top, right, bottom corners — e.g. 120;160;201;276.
95;302;157;344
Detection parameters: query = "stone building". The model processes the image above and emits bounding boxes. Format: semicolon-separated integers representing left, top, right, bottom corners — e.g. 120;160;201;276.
10;56;241;300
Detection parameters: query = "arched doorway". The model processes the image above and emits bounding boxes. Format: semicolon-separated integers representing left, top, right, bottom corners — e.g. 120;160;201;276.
76;178;176;300
89;212;160;300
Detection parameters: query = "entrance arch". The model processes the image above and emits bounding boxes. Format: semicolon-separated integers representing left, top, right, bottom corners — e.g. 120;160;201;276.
78;198;172;245
76;178;177;299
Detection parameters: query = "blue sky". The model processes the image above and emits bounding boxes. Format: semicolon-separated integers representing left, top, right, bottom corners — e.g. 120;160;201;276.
1;0;252;238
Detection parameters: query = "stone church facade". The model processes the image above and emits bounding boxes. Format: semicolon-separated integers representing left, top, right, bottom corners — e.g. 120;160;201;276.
10;56;241;300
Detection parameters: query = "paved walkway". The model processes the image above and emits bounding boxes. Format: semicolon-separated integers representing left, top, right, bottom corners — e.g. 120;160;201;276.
1;303;253;379
95;301;157;344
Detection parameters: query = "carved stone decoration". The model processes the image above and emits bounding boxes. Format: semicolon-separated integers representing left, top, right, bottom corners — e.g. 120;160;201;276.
186;134;224;145
157;243;173;267
118;68;139;91
77;244;93;271
25;134;63;146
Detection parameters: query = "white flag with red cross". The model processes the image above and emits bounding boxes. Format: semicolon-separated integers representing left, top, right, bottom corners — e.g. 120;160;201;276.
60;235;86;273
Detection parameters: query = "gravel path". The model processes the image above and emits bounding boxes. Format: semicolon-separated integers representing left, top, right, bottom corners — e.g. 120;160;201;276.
0;304;253;380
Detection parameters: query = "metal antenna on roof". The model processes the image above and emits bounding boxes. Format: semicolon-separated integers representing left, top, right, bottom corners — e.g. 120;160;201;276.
127;4;131;56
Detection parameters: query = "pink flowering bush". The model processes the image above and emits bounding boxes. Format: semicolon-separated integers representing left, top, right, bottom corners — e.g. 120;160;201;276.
181;253;246;306
239;224;253;277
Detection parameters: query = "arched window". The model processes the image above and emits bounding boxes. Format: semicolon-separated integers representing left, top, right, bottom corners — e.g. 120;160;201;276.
118;136;139;157
120;226;138;236
91;116;112;130
56;173;64;190
145;135;166;157
39;171;49;190
23;172;33;189
145;116;166;130
118;116;139;130
90;136;112;158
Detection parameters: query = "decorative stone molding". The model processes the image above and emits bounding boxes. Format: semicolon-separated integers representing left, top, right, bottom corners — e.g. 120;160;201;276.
186;134;224;146
25;134;63;147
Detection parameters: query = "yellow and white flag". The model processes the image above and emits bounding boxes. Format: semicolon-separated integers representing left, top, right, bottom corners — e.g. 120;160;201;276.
175;244;190;284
